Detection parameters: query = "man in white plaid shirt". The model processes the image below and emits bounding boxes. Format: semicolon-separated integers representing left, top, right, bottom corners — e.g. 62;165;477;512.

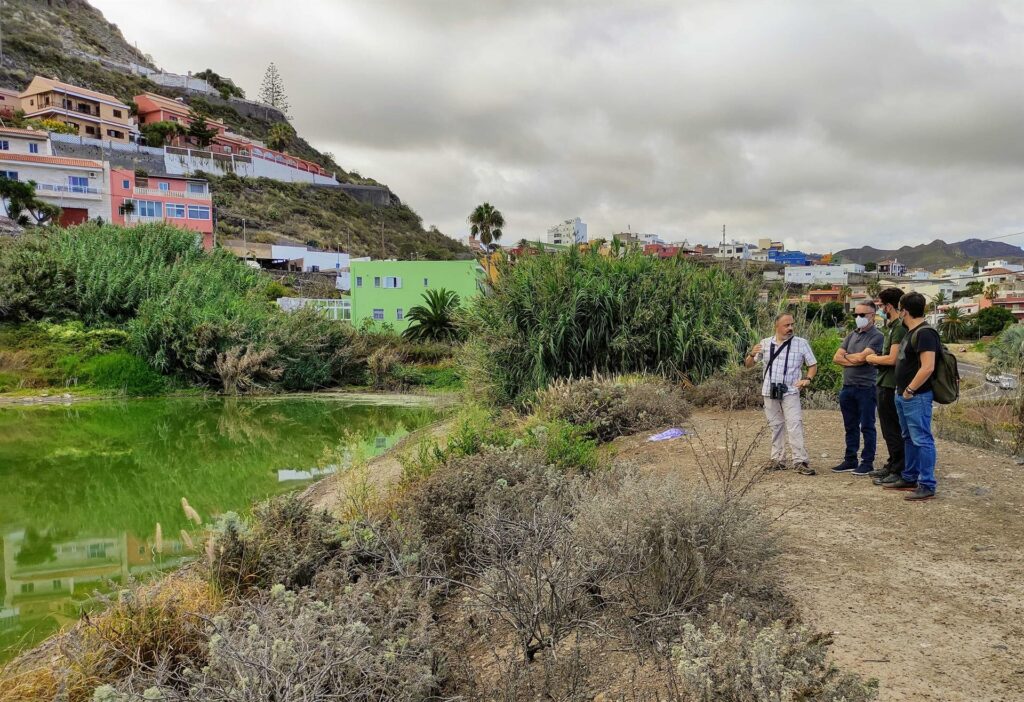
744;312;818;475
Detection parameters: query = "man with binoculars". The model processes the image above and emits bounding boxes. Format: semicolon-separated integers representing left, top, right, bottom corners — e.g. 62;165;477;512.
745;312;818;475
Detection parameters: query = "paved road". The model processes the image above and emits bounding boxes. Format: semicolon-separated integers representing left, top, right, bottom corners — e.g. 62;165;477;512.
959;361;1017;401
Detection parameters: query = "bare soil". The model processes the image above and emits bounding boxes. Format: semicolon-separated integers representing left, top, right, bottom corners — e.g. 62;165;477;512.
624;409;1024;702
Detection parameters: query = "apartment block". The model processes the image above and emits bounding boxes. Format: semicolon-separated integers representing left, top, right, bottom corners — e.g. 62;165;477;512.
109;168;213;247
19;76;138;143
349;260;484;331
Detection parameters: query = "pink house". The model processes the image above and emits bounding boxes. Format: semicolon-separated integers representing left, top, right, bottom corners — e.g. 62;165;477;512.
110;168;213;249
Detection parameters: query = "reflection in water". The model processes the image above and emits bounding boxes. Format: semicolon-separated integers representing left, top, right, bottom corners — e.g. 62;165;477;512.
0;396;436;662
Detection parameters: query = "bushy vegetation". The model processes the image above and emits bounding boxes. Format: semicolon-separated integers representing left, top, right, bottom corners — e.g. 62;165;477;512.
465;248;759;403
690;365;764;410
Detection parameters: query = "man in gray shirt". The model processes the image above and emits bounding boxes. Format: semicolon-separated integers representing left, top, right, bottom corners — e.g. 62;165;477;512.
831;301;885;476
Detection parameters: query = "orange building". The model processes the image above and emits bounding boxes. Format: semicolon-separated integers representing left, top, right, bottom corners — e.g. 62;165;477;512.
19;76;138;143
110;167;214;248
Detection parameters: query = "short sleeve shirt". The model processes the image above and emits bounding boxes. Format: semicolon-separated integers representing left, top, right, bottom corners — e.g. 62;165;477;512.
895;325;941;394
840;326;884;387
754;336;817;397
877;319;908;389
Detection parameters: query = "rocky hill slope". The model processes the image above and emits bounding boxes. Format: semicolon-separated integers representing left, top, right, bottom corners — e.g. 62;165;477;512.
835;238;1024;269
0;0;466;258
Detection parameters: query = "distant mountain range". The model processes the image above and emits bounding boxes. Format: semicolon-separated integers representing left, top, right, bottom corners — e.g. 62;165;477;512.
834;238;1024;270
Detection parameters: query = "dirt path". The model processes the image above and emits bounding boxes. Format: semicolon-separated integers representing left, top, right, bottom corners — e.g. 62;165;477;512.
624;409;1024;702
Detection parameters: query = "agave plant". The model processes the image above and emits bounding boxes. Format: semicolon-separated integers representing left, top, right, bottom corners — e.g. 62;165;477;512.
402;288;463;342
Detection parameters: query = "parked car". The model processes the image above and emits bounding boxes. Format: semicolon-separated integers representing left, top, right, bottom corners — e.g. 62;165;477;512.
985;370;1001;383
997;374;1019;390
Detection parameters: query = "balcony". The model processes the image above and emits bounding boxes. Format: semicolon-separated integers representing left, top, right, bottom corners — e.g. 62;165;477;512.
35;183;101;199
125;214;164;223
133;186;209;200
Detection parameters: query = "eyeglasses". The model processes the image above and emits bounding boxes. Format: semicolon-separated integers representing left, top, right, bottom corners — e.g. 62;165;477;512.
854;312;873;318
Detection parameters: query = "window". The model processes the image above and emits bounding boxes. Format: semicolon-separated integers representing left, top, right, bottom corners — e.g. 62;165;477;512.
106;129;124;139
0;171;18;181
52;579;62;591
374;277;381;288
188;182;206;194
423;278;429;287
122;179;130;189
85;125;96;135
88;543;106;558
372;308;384;321
187;205;211;220
113;109;123;118
158;182;169;191
355;276;363;288
0;140;8;150
310;265;320;273
165;203;185;218
68;176;89;192
396;308;404;321
20;583;34;594
375;436;387;448
135;200;163;218
29;142;39;154
383;276;403;288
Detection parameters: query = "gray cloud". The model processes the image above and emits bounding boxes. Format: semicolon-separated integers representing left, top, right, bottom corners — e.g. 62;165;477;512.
94;0;1024;252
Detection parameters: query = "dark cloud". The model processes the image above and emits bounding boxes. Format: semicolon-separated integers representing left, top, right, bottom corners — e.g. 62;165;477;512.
95;0;1024;251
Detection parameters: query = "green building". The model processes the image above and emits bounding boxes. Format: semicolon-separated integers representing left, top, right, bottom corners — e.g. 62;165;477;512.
349;260;484;331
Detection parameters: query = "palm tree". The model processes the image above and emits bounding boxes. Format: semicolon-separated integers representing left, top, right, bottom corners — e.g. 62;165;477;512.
402;289;463;342
940;306;966;342
984;284;1000;300
468;203;505;251
929;291;947;312
838;285;853;303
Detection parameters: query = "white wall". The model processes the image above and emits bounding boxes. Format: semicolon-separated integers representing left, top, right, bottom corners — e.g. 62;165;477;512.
784;266;848;285
0;161;110;221
840;263;865;274
163;150;338;185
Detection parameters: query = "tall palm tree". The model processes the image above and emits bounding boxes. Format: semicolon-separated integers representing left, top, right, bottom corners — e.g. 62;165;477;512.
940;306;966;342
984;283;1000;300
402;289;463;342
468;203;505;251
929;291;947;312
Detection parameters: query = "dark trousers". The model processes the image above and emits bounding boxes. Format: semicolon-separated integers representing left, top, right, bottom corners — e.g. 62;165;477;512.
839;384;877;466
876;386;904;472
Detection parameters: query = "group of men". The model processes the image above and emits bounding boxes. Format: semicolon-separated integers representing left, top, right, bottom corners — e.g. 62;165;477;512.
745;288;939;502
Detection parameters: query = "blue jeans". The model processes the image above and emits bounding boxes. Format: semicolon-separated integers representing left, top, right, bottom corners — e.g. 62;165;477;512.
839;385;877;466
895;391;937;491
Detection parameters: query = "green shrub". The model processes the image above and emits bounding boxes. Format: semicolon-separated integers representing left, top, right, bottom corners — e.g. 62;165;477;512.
809;330;843;394
78;351;165;395
690;365;764;410
533;375;692;442
523;419;599;472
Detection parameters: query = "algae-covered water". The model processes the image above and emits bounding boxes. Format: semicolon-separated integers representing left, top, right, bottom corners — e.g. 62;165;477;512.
0;395;437;662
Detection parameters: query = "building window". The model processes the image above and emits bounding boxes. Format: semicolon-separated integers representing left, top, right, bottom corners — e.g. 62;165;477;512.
396;308;404;321
29;142;39;154
68;176;89;192
0;171;18;181
158;182;170;191
188;182;206;194
85;125;96;135
372;308;384;321
187;205;211;220
355;276;363;288
113;109;123;118
374;277;381;288
52;579;62;591
423;278;429;287
383;276;402;288
107;129;124;139
375;436;387;448
135;200;163;218
0;140;8;150
88;543;106;558
122;179;130;189
165;203;185;218
20;583;34;594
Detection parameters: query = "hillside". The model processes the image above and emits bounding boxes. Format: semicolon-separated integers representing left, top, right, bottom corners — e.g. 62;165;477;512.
0;0;466;257
835;238;1024;269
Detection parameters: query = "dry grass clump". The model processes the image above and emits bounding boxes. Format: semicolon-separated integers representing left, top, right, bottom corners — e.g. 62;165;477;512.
0;576;219;702
672;599;878;702
533;375;692;442
689;365;764;410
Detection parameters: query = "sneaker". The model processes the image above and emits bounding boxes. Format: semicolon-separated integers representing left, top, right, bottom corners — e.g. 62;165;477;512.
904;486;936;501
867;463;890;478
831;461;857;474
795;462;816;476
872;473;896;486
761;460;787;472
882;477;918;491
852;464;873;477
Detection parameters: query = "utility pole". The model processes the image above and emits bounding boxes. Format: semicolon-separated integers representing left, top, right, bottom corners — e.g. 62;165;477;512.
242;218;247;261
380;220;385;260
722;224;726;245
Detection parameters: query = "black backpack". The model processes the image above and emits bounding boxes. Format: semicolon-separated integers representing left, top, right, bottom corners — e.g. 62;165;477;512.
907;323;960;404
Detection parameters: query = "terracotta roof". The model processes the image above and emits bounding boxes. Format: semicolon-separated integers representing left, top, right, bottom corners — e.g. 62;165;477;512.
0;152;101;168
20;76;129;109
0;126;49;139
984;267;1013;275
135;92;226;125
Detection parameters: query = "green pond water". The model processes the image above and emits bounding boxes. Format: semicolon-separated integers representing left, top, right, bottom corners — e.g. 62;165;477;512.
0;395;438;663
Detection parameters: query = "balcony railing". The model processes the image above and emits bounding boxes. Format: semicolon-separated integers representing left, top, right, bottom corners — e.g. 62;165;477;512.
133;186;209;200
35;183;100;197
125;214;164;223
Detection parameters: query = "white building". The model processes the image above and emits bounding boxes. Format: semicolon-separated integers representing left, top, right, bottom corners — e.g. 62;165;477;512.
751;249;771;262
715;240;753;260
641;233;665;246
840;263;865;274
0;127;110;225
904;269;932;281
784;265;848;285
545;217;588;246
984;260;1024;274
268;246;371;290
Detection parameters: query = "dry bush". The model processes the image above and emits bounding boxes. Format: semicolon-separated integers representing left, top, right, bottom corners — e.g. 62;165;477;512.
689;365;763;410
214;345;282;394
0;577;218;702
573;469;780;636
95;582;438;702
209;494;342;594
533;375;692;442
672;599;877;702
367;345;402;389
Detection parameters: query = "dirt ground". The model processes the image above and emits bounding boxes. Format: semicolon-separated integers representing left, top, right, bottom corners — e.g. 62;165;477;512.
623;408;1024;702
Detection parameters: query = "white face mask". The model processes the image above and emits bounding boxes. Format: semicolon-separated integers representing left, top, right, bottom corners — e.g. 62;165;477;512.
855;316;870;329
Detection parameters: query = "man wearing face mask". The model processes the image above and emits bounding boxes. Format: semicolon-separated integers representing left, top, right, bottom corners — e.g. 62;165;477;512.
745;312;818;475
831;301;885;476
864;288;907;484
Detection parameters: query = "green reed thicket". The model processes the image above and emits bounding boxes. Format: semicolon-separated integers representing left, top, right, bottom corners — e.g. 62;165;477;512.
0;223;359;391
464;247;760;403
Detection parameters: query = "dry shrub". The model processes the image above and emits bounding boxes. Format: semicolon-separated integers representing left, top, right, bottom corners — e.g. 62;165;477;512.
672;599;877;702
689;365;763;410
213;345;282;393
209;494;342;594
95;582;438;702
0;576;218;702
367;345;401;389
533;375;692;442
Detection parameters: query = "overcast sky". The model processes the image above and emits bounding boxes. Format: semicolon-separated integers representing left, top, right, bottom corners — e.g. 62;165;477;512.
93;0;1024;252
